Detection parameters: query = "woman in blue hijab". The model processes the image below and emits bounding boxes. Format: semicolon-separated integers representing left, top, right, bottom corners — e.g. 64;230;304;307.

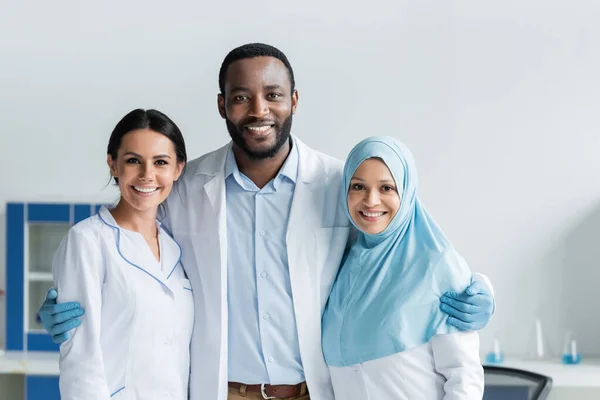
322;137;484;399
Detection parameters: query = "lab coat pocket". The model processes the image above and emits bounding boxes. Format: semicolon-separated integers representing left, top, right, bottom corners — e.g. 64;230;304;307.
179;278;195;343
315;227;351;310
109;386;126;398
181;278;193;292
104;355;128;399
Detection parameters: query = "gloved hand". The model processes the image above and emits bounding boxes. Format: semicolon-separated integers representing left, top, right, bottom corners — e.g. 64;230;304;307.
439;280;494;331
39;288;85;344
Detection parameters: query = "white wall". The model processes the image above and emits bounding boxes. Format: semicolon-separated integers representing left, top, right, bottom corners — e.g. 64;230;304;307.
1;0;599;358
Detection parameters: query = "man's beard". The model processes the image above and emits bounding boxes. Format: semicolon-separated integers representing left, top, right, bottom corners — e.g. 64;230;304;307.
226;114;293;160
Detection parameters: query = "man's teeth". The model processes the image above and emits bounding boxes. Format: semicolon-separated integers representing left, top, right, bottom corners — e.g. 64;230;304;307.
246;126;272;133
133;186;158;193
362;211;385;217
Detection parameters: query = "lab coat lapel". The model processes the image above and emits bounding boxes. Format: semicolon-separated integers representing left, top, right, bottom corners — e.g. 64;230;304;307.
160;228;184;293
201;171;228;310
287;142;324;238
97;207;175;295
194;146;229;399
198;148;228;272
203;174;223;215
191;143;228;292
193;143;228;218
286;137;327;301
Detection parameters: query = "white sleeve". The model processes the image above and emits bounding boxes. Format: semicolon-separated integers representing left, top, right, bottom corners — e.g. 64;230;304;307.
52;227;111;400
431;332;484;400
472;272;496;314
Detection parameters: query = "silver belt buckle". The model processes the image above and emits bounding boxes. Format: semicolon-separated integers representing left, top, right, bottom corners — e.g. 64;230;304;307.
261;383;276;399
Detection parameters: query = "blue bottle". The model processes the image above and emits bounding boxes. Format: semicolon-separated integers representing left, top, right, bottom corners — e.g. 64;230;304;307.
485;338;504;364
562;338;581;365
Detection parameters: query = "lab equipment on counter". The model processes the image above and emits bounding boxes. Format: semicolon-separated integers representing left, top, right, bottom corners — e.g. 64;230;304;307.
485;337;504;364
561;331;582;365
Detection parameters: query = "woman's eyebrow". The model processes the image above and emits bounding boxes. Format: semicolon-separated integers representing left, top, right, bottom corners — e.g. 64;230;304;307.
123;152;171;159
351;177;394;183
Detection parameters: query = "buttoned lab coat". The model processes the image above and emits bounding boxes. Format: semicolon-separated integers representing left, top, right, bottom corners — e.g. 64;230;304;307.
163;137;351;400
53;208;194;400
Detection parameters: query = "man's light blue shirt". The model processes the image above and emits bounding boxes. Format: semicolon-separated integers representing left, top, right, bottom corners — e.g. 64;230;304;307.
226;140;305;384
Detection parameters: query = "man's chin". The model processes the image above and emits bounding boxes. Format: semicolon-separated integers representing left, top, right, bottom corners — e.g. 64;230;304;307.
243;133;274;145
243;146;279;160
232;133;288;159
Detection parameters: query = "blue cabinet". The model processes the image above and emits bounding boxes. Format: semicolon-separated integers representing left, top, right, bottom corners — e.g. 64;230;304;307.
6;203;103;351
5;202;106;399
6;203;73;351
26;376;61;400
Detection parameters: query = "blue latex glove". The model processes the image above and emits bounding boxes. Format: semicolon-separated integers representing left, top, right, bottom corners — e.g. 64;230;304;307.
39;288;85;344
439;280;494;331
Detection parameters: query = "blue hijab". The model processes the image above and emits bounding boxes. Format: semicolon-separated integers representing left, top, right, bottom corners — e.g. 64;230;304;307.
321;136;472;367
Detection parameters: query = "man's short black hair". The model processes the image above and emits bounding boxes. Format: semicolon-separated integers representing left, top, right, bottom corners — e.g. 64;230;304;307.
218;43;295;94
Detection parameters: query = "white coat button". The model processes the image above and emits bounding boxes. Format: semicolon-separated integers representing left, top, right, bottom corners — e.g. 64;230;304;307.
259;230;265;236
268;356;274;362
260;272;267;278
263;314;270;320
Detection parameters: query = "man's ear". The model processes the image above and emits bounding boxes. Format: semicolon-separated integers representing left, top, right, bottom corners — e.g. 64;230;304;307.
291;90;299;115
218;93;226;119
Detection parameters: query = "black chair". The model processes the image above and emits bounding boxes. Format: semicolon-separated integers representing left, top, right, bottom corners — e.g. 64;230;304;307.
483;365;553;400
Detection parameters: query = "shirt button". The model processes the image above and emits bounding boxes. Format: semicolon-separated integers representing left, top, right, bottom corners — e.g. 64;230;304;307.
259;230;265;236
263;313;270;320
260;272;267;279
268;356;274;362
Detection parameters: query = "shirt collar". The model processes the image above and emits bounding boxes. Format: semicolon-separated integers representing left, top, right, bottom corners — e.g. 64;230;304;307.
224;137;299;190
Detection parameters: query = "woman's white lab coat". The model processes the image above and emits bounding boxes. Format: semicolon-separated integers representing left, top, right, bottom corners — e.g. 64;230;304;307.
162;136;351;400
53;206;194;400
328;332;484;399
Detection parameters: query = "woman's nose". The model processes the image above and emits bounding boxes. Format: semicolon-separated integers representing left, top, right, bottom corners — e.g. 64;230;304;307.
139;165;155;182
364;190;381;207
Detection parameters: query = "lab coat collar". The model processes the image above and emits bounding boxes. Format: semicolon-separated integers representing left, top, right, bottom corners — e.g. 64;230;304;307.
192;135;323;184
294;136;326;184
285;136;331;239
193;142;230;177
224;138;299;191
191;134;327;228
97;206;182;295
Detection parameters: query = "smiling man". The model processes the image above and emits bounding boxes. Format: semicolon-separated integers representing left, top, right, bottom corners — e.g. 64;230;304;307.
40;43;494;400
222;56;295;160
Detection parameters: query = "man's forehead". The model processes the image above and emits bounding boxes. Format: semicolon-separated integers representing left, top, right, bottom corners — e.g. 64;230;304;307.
225;56;290;89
